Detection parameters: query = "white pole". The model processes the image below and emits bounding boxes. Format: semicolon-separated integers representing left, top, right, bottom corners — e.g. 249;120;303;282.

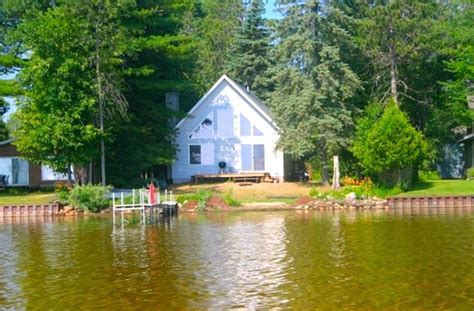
112;192;115;225
332;155;340;190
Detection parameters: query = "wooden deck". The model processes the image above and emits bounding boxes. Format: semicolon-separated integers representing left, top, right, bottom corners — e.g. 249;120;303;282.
193;172;275;184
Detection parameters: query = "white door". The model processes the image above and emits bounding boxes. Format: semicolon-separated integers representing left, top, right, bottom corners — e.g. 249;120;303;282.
241;144;265;171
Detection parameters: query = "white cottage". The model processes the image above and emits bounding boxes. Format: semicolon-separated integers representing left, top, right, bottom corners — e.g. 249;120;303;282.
171;75;284;183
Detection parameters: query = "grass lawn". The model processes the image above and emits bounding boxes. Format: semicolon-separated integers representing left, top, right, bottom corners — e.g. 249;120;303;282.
397;180;474;197
170;181;319;204
0;189;55;205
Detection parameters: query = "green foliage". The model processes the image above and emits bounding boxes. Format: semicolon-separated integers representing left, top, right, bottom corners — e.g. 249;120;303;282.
54;182;72;206
418;170;441;181
353;99;427;185
467;168;474;179
270;1;360;161
223;190;241;207
68;184;111;212
0;119;8;141
185;0;243;91
226;0;271;98
177;189;212;211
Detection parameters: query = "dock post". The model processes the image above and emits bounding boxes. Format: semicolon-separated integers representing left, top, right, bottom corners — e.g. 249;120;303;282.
112;193;116;225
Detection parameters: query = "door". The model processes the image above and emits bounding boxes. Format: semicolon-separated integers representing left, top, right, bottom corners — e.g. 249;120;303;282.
241;144;265;171
253;144;265;171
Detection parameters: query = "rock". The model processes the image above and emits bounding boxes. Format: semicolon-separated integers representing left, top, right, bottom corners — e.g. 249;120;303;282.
83;210;93;215
345;192;357;202
63;205;74;212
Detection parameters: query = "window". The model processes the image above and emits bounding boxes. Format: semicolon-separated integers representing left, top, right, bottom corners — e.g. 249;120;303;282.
189;145;201;165
217;109;234;137
189;112;214;139
240;113;251;136
240;113;263;137
253;125;263;136
189;144;215;165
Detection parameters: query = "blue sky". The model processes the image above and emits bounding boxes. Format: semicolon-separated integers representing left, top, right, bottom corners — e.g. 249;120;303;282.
264;0;283;19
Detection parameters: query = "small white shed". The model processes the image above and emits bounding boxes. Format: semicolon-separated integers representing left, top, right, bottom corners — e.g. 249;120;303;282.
171;75;284;183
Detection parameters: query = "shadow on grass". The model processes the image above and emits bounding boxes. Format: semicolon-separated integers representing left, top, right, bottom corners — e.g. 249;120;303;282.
409;181;435;192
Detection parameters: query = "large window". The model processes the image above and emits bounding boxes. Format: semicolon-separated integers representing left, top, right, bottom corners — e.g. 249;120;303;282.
217;109;234;137
240;113;263;137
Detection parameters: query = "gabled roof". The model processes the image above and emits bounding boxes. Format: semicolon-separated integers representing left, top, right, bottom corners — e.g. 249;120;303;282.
175;74;275;129
0;138;15;146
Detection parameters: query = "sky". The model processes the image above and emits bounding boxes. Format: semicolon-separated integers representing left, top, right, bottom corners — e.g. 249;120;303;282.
264;0;283;19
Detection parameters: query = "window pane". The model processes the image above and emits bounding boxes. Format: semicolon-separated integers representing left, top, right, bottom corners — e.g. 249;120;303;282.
217;109;234;137
189;145;201;165
240;113;251;136
253;125;263;136
189;112;214;139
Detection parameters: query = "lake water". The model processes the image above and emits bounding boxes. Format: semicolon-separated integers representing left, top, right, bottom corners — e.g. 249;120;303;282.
0;209;473;310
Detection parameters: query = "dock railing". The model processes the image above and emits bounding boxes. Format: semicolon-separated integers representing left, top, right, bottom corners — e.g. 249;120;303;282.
112;189;177;225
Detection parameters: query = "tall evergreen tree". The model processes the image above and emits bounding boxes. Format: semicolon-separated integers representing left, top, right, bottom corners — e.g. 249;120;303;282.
186;0;243;91
105;0;198;187
226;0;271;98
269;0;360;181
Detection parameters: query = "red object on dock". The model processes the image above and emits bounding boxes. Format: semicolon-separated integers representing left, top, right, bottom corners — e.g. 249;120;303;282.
149;183;156;204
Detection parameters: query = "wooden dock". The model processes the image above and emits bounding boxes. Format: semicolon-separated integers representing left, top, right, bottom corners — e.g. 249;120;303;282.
193;172;275;184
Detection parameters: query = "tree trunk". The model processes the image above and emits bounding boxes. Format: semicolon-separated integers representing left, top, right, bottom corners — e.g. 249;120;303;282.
388;20;398;104
322;162;329;185
96;0;106;186
332;155;340;190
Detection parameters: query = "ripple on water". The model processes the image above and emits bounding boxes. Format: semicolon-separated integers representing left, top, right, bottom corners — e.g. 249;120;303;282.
0;210;472;309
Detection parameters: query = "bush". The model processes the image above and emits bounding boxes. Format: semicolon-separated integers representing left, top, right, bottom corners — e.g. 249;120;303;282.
467;168;474;179
352;99;427;186
419;170;441;181
223;190;241;207
68;184;111;212
177;189;213;211
54;181;72;205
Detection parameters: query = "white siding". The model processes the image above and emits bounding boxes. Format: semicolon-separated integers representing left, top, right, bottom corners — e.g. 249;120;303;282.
172;78;284;183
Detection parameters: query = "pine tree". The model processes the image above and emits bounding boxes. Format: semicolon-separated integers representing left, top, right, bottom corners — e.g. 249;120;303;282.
186;0;244;91
226;0;271;98
269;0;360;182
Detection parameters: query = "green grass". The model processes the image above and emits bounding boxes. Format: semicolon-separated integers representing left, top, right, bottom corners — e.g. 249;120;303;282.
0;189;55;205
397;180;474;197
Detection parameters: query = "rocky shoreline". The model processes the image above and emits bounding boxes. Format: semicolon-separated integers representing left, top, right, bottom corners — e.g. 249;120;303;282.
179;193;389;212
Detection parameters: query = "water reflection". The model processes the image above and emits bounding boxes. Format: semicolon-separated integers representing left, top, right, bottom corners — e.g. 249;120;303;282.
0;209;472;310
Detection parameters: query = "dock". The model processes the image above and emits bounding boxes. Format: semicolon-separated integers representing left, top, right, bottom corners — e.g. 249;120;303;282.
193;172;277;184
112;189;178;225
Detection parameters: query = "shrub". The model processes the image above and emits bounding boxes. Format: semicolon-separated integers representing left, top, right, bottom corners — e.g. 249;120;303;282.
177;189;213;211
54;181;72;205
467;168;474;179
68;184;111;212
419;170;441;181
223;190;241;207
352;99;427;186
341;176;360;186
